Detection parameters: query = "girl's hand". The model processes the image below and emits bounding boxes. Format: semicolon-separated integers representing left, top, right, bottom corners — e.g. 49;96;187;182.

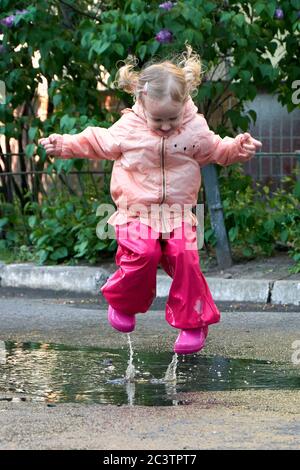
38;134;61;156
240;132;262;159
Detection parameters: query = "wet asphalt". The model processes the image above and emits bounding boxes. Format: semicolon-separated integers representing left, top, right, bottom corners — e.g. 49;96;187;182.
0;287;300;450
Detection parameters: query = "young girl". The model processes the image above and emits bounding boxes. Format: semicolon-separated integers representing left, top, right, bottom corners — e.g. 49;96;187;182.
39;47;262;355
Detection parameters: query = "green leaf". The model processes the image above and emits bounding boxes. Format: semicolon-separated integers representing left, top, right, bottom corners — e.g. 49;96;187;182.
259;64;275;80
81;31;94;48
293;180;300;199
264;2;276;19
220;11;235;23
229;226;239;242
240;70;251;82
55;209;66;220
137;44;147;61
233;13;245;28
53;94;62;107
96;241;108;251
242;247;254;257
254;2;265;16
54;159;74;173
50;247;68;261
108;239;117;252
28;216;37;228
60;115;77;132
280;229;289;243
92;40;111;56
203;2;216;14
113;43;124;56
264;219;275;232
74;240;89;257
36;235;50;247
25;144;35;158
37;249;49;265
0;217;9;228
236;38;248;47
248;110;257;124
147;40;160;56
28;127;38;141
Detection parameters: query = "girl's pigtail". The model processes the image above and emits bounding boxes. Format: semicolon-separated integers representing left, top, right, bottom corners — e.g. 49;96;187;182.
114;56;140;96
179;44;202;97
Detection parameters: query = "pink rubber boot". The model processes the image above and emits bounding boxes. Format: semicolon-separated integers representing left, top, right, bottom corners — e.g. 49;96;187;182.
174;327;207;354
108;305;136;333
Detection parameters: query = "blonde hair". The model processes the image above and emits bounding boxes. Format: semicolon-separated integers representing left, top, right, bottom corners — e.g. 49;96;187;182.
115;44;202;104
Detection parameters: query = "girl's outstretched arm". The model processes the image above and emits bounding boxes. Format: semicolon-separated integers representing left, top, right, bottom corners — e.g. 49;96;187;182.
194;117;262;167
38;123;126;161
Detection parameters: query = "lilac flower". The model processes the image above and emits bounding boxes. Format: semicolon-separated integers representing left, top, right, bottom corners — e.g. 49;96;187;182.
16;9;29;15
0;45;6;54
274;8;284;20
159;1;175;10
0;15;15;28
155;29;173;43
0;9;29;28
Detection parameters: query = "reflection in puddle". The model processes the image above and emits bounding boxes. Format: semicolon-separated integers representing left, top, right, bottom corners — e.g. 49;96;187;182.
0;341;299;406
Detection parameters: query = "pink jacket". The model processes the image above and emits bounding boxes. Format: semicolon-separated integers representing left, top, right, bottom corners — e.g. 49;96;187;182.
50;97;252;232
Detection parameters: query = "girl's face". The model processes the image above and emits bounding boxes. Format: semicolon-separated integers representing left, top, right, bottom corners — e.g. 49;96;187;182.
142;96;185;137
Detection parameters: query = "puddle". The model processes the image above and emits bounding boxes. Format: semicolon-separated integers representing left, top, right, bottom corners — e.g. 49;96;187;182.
0;340;299;406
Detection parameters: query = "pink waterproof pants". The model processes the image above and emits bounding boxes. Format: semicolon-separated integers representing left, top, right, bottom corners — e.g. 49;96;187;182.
101;221;220;330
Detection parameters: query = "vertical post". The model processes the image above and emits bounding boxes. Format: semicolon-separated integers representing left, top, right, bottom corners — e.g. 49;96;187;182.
202;164;232;270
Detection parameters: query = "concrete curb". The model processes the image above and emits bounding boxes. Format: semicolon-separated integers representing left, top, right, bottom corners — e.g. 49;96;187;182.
271;280;300;306
0;263;109;294
0;263;299;306
157;275;271;304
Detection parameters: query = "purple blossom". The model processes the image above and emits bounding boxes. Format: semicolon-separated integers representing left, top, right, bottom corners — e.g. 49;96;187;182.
0;45;6;54
274;8;284;20
16;9;29;15
155;29;173;43
159;1;175;10
0;15;15;28
0;9;29;28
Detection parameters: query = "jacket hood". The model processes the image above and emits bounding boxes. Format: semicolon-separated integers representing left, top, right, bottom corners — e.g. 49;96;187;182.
130;96;199;127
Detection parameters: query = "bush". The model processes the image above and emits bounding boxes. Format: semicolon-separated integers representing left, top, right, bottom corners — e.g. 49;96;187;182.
24;195;117;265
218;164;300;272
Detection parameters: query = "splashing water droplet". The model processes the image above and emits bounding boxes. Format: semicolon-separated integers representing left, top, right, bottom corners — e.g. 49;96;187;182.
164;353;178;383
125;334;136;382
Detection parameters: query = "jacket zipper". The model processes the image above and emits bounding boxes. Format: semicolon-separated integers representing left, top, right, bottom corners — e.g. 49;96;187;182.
160;136;166;204
160;137;167;232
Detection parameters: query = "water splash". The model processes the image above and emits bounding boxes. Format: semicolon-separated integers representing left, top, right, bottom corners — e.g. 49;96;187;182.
164;353;178;383
164;353;179;404
126;381;135;406
125;334;136;382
